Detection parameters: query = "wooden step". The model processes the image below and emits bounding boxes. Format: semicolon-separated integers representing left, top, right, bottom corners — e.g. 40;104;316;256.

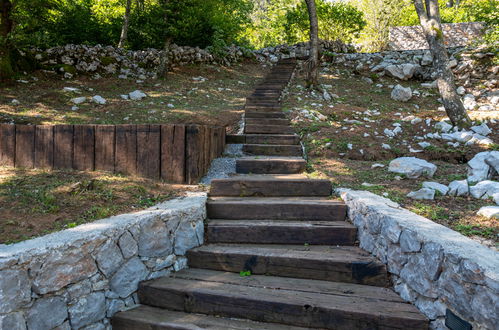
138;269;427;329
246;96;280;102
245;118;290;126
206;220;356;245
245;111;286;118
226;134;299;145
236;156;306;174
244;125;294;134
209;174;330;197
243;144;302;156
246;134;299;145
207;197;346;221
112;305;308;330
187;245;387;286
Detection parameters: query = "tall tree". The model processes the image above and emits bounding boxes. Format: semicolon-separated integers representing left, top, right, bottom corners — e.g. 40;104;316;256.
156;0;171;78
0;0;14;79
304;0;319;88
413;0;471;127
118;0;133;48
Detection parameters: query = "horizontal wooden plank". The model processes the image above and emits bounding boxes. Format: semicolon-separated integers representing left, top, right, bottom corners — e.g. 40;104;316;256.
187;244;388;286
139;269;426;329
243;144;302;157
207;220;356;245
236;157;306;174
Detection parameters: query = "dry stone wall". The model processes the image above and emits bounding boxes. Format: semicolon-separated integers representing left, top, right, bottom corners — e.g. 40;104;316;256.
0;192;207;330
389;22;485;50
339;189;498;330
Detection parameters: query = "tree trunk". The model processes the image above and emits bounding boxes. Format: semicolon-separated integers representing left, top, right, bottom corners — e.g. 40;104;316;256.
304;0;319;89
414;0;471;127
157;37;171;79
0;0;14;80
118;0;133;48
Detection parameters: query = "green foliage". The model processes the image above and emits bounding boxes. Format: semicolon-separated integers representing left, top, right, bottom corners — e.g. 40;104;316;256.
245;0;365;49
239;270;251;277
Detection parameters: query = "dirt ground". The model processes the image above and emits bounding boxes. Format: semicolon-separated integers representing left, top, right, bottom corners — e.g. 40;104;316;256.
0;59;269;133
285;64;498;248
0;60;269;244
0;167;205;244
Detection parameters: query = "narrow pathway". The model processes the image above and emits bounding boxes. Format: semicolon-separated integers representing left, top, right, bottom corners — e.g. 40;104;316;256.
113;59;429;329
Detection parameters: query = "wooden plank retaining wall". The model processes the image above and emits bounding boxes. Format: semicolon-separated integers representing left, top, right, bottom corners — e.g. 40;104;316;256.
0;124;225;184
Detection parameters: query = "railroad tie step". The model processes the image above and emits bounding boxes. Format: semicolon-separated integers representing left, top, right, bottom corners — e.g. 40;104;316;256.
226;134;300;145
206;197;347;221
136;269;428;329
209;174;330;197
244;118;290;126
206;220;357;245
244;111;287;119
236;156;306;174
244;124;295;134
243;144;302;156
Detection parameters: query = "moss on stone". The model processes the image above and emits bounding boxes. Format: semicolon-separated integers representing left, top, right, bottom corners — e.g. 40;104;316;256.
100;56;117;66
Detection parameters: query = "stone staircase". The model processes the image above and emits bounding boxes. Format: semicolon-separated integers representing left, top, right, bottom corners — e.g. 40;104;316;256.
112;59;429;329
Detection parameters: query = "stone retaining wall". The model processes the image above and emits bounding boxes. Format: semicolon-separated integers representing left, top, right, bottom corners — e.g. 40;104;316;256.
0;192;207;330
389;22;485;50
339;189;498;330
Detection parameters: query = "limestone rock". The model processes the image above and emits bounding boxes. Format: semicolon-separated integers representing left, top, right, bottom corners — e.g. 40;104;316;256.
477;206;499;219
448;180;469;197
388;157;437;178
71;97;87;104
109;257;147;298
467;151;497;183
470;180;499;199
91;95;106;105
385;63;419;80
118;231;138;259
422;182;449;195
174;220;203;255
27;296;67;330
94;240;124;277
470;123;491;136
391;84;412;102
129;90;147;100
0;270;31;313
137;219;172;257
407;188;435;200
0;312;27;330
68;292;106;329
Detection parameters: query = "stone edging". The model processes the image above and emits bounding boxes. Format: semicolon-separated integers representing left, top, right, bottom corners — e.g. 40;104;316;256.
338;189;498;330
0;192;207;329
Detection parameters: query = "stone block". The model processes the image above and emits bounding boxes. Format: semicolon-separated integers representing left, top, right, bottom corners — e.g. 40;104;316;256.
69;292;106;329
27;296;68;330
0;270;31;313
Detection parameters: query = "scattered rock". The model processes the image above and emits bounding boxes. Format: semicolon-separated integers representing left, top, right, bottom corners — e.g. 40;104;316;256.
422;182;449;195
470;123;491;136
470;180;499;199
448;180;469;197
129;90;147;100
11;99;21;105
467;151;499;183
385;63;419;80
391;84;412;102
92;95;107;105
456;86;466;95
388;157;437;178
407;188;435;200
71;97;87;104
476;206;499;219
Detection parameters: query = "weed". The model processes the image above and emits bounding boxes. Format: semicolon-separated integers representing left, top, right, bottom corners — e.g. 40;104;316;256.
239;270;251;277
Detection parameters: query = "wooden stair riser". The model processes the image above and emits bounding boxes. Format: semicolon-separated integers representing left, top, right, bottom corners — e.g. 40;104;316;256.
207;199;347;221
209;177;331;197
226;134;300;145
243;144;302;157
236;158;306;174
245;118;290;126
206;220;357;245
244;125;294;134
186;246;387;286
244;111;287;119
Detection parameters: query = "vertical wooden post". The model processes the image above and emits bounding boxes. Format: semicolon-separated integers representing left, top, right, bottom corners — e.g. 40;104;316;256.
34;125;54;169
0;124;15;167
115;125;137;176
137;124;161;179
54;125;74;169
95;125;115;172
15;125;35;168
185;125;200;184
73;125;95;171
161;124;185;183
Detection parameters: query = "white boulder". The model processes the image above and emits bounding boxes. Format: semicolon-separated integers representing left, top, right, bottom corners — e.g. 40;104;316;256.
388;157;437;178
477;206;499;219
470;180;499;199
448;180;469;196
71;97;87;104
463;94;477;110
407;188;435;200
435;121;453;133
92;95;107;105
391;85;412;102
467;151;499;183
422;182;449;195
385;64;419;80
470;123;491;136
129;90;147;100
